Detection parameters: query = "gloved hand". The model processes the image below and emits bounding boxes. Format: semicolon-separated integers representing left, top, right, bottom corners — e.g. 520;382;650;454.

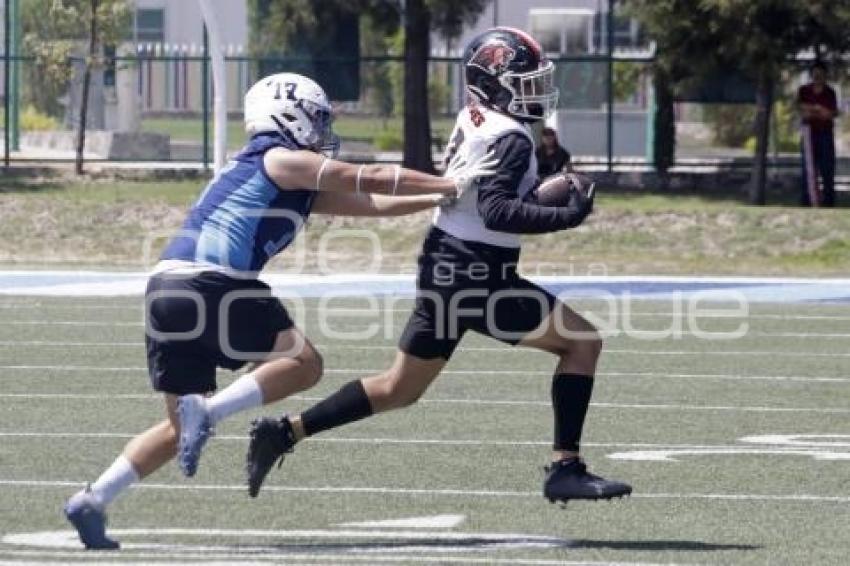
564;172;595;217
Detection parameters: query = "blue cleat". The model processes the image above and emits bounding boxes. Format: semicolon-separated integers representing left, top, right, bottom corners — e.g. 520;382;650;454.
177;394;214;477
63;487;120;550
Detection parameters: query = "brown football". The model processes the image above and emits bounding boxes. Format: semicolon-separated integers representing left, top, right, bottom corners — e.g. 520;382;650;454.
532;173;593;206
534;174;572;206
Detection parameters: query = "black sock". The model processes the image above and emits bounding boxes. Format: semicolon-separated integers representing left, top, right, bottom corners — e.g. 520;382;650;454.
551;373;594;452
300;380;374;437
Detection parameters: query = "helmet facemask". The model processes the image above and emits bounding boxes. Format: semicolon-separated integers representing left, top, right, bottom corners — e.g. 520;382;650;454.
298;99;340;158
500;61;559;121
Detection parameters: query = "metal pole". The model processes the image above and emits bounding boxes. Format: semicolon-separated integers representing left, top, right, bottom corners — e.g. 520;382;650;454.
10;0;18;150
606;0;614;172
493;0;498;26
4;0;10;168
198;0;228;173
202;24;209;171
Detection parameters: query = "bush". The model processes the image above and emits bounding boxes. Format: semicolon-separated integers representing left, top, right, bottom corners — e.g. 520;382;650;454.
373;130;403;150
742;100;800;153
21;105;59;131
744;134;798;154
705;104;756;147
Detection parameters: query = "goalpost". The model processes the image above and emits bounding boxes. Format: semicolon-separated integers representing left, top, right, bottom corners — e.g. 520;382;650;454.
198;0;227;173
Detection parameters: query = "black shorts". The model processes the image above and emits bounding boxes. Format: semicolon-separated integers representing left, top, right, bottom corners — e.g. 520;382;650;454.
145;270;294;395
399;226;556;360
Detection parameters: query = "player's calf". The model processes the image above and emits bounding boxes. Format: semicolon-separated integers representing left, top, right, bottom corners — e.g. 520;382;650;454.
362;369;428;411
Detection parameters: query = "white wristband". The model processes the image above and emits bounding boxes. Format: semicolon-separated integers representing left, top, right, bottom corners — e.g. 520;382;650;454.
316;158;330;191
392;165;401;195
356;165;365;194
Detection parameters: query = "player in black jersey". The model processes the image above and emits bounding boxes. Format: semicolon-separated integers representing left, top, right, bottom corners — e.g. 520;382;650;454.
246;28;632;504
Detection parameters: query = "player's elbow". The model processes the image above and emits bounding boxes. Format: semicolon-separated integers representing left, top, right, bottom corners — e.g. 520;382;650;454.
480;204;515;232
482;213;506;231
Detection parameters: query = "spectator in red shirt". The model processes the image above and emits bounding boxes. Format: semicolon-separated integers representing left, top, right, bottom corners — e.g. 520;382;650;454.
797;61;839;207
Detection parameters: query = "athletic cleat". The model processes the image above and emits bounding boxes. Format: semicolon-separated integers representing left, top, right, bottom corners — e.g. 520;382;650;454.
63;487;120;550
543;458;632;503
246;416;296;498
177;394;214;477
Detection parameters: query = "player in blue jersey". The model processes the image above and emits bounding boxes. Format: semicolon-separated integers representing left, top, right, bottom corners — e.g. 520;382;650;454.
62;72;495;550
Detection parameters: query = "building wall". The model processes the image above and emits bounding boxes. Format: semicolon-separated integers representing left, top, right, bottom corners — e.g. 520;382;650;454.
130;0;609;56
445;0;610;54
133;0;248;48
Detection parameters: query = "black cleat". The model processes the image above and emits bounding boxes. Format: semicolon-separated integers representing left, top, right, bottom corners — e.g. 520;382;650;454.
543;458;632;503
246;416;296;498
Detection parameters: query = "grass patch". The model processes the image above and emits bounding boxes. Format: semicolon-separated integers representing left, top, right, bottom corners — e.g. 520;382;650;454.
0;176;848;274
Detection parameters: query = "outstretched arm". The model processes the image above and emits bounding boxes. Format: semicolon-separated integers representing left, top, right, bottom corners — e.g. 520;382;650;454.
311;191;444;217
477;134;593;234
264;148;457;196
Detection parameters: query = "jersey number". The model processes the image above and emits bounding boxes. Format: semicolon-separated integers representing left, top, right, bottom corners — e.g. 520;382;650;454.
274;82;297;101
469;106;485;127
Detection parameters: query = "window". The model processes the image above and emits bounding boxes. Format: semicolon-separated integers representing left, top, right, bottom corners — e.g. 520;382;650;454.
612;14;644;49
529;9;594;56
135;9;164;43
593;12;646;52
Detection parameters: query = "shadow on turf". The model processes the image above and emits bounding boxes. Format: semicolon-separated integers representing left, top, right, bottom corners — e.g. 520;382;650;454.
230;538;571;553
224;538;760;554
566;539;760;552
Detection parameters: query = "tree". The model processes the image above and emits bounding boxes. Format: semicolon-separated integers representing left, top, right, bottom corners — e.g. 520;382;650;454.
24;0;130;174
652;66;674;190
401;0;490;172
626;1;850;204
249;0;490;172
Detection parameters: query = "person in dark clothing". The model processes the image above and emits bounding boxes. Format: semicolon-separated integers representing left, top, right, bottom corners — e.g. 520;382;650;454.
798;62;839;207
536;126;572;179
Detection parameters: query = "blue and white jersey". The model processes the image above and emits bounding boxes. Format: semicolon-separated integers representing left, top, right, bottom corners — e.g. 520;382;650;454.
160;132;316;275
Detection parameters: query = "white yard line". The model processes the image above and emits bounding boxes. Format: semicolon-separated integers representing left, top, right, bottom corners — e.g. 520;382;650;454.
2;340;850;356
6;323;850;338
0;548;695;566
1;364;847;383
6;320;142;327
0;479;847;504
0;392;846;414
0;431;763;450
6;309;850;320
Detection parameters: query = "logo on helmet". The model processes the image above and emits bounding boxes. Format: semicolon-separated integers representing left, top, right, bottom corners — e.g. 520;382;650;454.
469;41;516;75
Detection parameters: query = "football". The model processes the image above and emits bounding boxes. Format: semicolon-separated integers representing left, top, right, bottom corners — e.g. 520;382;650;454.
532;173;594;206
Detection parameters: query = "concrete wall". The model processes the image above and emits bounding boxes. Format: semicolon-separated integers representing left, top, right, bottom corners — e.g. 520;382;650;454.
548;109;649;158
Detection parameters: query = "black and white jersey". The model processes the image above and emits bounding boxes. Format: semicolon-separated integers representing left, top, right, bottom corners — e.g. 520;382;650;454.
434;105;538;249
434;106;588;252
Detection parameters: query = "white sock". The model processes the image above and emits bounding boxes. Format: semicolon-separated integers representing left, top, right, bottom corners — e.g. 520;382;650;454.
89;455;139;508
206;373;264;425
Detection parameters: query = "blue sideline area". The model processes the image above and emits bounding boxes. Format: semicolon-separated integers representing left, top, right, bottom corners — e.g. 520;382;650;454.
0;271;849;303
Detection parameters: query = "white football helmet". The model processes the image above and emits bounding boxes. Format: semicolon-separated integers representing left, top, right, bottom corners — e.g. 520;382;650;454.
244;73;340;157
